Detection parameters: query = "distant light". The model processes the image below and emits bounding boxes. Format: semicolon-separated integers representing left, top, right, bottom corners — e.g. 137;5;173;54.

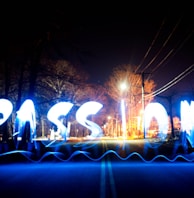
107;116;111;120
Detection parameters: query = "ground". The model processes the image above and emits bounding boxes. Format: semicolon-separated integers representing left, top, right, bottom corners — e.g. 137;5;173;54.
0;138;194;197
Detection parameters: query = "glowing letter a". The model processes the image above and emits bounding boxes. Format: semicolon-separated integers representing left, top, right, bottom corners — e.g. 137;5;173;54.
14;99;36;148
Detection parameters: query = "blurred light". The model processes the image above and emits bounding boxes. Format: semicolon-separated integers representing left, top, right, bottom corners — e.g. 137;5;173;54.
107;116;111;120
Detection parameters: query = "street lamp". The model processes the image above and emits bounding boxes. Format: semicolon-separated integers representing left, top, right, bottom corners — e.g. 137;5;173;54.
120;82;127;92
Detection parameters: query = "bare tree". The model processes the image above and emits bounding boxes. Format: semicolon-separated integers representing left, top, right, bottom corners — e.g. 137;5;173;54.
36;59;89;104
0;60;31;142
35;59;92;137
105;64;156;136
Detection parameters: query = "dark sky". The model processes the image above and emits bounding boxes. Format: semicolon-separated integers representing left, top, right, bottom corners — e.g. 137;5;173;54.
0;3;193;96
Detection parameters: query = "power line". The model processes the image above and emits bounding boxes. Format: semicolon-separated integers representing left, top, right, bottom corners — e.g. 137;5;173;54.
145;64;194;98
141;16;182;73
134;17;166;74
149;28;194;76
135;15;183;88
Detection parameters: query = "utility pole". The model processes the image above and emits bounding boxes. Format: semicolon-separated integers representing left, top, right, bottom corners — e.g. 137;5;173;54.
140;72;150;139
136;72;150;139
141;72;145;139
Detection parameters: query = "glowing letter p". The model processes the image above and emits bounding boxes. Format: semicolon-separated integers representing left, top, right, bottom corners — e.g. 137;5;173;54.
0;99;13;125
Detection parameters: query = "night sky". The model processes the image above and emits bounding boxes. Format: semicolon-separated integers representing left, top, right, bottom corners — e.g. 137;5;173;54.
0;3;193;96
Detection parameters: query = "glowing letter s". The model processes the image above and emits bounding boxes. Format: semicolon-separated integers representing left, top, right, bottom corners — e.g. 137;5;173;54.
47;102;73;140
76;101;103;138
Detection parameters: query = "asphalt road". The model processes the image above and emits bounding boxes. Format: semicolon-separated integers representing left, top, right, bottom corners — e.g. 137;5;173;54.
0;161;194;198
0;138;194;197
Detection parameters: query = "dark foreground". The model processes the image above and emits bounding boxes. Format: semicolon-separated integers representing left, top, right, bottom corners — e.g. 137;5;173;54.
1;162;194;198
0;138;194;198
